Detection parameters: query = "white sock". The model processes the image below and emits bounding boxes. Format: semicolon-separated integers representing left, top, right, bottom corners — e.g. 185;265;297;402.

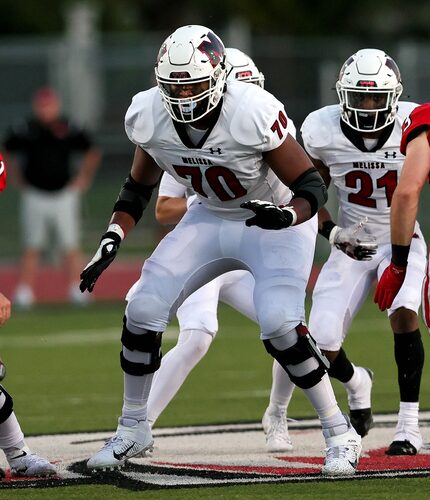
266;361;295;415
343;365;371;409
397;401;419;427
303;374;348;435
269;331;346;435
0;411;25;451
393;402;422;450
147;329;213;426
343;365;362;393
121;346;155;421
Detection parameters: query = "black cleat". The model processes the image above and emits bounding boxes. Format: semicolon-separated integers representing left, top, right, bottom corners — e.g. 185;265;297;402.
385;440;418;456
349;408;374;437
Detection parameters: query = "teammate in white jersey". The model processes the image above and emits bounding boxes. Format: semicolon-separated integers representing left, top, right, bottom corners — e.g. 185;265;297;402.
146;49;296;453
80;25;362;476
293;49;426;455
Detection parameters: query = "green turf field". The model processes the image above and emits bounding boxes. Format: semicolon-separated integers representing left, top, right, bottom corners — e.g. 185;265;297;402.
0;297;429;497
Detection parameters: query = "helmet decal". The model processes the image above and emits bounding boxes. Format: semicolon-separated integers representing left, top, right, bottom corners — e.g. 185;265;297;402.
157;43;168;64
357;80;377;87
197;32;224;68
385;57;402;80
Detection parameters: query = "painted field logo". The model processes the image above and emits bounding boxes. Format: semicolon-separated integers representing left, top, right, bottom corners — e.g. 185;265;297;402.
0;414;429;491
151;447;430;476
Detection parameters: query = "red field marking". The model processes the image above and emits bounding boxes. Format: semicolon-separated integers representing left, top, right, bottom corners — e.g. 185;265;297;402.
0;260;142;303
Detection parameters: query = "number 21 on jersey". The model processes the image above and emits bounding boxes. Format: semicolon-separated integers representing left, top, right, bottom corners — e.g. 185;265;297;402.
345;170;398;208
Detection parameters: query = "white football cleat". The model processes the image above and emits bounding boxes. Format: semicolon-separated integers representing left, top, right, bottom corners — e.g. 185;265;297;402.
322;423;362;476
7;449;57;477
87;418;153;470
262;408;293;452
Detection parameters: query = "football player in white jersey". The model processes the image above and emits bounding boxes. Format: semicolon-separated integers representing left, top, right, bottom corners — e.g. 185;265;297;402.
80;25;362;476
292;49;426;455
145;48;296;453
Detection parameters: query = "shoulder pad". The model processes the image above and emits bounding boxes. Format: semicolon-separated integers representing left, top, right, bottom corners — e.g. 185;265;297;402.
301;106;337;150
124;88;158;146
229;83;286;147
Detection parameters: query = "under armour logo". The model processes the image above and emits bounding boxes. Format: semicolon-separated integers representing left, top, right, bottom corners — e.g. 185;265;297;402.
209;147;222;155
384;151;397;158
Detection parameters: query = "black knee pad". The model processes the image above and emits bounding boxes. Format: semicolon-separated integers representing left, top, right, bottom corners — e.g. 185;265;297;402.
263;324;329;389
120;317;162;375
0;385;13;424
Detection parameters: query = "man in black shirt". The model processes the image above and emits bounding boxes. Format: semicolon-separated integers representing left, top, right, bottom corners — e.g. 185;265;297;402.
4;87;101;308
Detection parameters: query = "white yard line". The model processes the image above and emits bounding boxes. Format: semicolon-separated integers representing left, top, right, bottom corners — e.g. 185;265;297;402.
0;326;179;348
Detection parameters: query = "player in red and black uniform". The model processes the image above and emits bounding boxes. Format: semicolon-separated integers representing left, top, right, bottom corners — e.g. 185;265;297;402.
375;103;430;312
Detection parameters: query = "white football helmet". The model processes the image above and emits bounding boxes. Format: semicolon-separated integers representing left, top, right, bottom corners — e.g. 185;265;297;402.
225;48;265;88
155;25;227;123
336;48;403;132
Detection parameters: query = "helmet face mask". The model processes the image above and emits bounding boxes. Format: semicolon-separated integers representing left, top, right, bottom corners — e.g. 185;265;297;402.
225;48;265;88
155;25;227;123
336;48;403;133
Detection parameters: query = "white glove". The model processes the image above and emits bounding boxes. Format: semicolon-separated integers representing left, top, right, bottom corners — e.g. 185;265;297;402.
329;217;378;261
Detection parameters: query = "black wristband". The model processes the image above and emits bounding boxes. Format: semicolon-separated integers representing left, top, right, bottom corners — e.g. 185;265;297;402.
391;244;410;267
319;220;336;241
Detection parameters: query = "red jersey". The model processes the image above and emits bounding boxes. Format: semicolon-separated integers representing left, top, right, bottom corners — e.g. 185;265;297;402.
0;153;6;192
400;103;430;155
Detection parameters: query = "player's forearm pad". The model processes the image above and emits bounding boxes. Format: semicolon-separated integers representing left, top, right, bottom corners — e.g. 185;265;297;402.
290;167;328;216
113;174;158;223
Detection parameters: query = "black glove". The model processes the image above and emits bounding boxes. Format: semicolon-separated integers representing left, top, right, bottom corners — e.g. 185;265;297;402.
240;200;296;230
80;230;122;292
